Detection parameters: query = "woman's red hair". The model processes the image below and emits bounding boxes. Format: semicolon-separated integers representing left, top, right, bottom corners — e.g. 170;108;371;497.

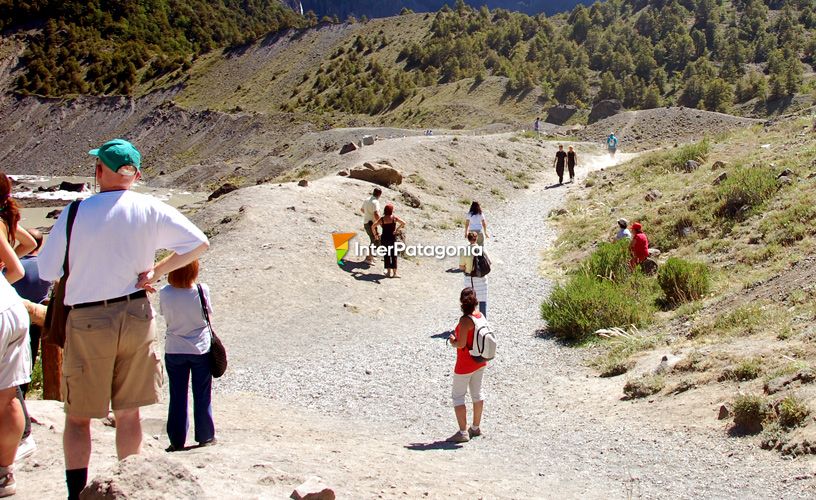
167;260;199;288
0;173;20;245
384;203;394;216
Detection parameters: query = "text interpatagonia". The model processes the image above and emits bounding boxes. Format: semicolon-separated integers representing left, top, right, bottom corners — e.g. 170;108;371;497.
353;242;483;259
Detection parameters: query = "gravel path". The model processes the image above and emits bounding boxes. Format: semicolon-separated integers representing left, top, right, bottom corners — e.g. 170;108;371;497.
211;160;815;499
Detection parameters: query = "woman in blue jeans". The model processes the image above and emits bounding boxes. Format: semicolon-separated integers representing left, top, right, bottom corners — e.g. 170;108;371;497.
160;260;216;451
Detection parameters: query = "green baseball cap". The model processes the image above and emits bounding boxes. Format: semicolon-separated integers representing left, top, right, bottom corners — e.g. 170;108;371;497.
88;139;141;174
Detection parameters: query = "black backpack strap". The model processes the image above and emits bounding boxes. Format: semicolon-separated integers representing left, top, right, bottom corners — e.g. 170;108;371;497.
196;284;213;331
61;200;81;277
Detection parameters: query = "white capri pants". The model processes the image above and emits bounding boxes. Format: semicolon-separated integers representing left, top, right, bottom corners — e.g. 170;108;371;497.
451;366;485;407
0;301;31;390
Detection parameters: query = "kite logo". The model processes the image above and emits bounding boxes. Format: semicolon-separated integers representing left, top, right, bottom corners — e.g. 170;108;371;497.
332;232;357;265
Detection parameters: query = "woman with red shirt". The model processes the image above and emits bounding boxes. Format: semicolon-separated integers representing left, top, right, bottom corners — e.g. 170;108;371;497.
629;222;649;269
447;288;488;443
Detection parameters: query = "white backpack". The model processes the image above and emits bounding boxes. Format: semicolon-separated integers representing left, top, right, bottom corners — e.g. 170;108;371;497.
468;313;497;362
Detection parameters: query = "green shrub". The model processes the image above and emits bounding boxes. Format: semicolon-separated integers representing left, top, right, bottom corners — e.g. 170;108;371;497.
722;358;763;381
733;394;769;434
541;274;652;342
777;395;810;428
657;257;710;305
579;240;631;283
668;139;711;170
717;166;778;218
623;374;664;399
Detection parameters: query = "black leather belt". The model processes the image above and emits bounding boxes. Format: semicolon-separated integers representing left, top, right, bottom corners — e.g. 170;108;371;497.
69;290;147;310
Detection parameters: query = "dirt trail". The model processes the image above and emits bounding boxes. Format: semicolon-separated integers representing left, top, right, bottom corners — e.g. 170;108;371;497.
14;135;816;499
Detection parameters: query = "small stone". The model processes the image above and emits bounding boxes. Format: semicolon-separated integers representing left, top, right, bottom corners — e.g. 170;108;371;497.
644;189;662;202
778;175;793;186
683;160;700;172
777;168;794;178
337;170;349;177
711;160;727;170
291;476;335;500
339;142;358;155
718;405;730;420
298;179;309;187
713;172;727;185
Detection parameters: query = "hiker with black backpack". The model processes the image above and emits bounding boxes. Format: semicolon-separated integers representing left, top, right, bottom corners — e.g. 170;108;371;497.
459;231;489;317
447;287;495;443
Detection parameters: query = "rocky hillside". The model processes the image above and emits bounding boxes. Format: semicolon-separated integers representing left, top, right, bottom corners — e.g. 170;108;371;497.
301;0;587;18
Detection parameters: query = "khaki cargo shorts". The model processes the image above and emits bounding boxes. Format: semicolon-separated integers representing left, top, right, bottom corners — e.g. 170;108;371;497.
62;297;163;418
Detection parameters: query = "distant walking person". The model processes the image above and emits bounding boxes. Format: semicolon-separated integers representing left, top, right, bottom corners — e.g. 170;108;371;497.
447;287;488;443
360;188;382;264
464;202;488;247
607;133;619;158
38;138;209;500
566;145;577;183
533;117;541;138
615;219;632;241
553;144;567;184
160;260;216;452
459;232;487;317
371;203;405;278
629;222;649;269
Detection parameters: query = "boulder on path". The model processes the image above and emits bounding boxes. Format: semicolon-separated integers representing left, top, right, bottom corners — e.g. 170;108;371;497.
339;143;358;155
59;181;88;192
588;99;623;124
348;162;403;187
362;135;375;146
545;104;577;125
208;183;239;201
291;476;335;500
400;190;421;209
80;455;203;500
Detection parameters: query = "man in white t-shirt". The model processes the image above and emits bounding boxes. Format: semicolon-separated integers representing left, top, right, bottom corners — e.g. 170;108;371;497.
360;188;382;264
38;139;209;500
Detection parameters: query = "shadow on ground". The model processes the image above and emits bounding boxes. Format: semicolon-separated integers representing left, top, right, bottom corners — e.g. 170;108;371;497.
339;260;386;283
405;440;463;451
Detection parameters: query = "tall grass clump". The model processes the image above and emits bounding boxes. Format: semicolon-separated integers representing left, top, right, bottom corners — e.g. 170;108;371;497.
657;257;711;305
733;394;769;434
579;240;631;282
542;274;654;342
716;165;778;218
668;138;711;170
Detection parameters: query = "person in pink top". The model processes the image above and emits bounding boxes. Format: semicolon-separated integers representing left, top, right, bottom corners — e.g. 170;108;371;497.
629;222;649;269
446;287;488;443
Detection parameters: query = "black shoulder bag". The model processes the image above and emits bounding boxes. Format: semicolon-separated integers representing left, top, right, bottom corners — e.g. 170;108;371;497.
197;284;227;378
42;200;81;348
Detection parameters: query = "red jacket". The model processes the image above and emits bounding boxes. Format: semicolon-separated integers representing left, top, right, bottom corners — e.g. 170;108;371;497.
631;233;649;263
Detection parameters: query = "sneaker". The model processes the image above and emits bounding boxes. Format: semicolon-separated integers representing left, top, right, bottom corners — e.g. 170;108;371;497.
0;466;15;497
446;431;469;443
14;436;36;462
468;427;482;438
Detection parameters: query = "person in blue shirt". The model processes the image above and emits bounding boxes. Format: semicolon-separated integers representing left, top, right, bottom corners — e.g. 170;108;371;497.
607;133;619;158
12;228;50;386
